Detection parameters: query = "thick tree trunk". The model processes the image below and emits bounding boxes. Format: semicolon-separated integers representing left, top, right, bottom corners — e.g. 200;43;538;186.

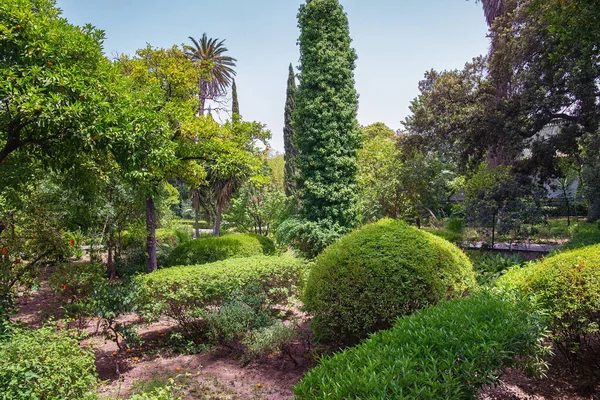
214;202;223;237
146;196;157;273
194;207;200;239
587;195;600;223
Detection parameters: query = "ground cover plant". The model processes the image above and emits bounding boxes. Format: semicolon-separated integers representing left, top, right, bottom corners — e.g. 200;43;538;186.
303;218;477;344
294;291;549;399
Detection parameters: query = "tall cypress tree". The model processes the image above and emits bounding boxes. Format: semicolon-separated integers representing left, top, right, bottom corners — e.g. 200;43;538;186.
283;63;297;197
295;0;361;229
231;79;239;116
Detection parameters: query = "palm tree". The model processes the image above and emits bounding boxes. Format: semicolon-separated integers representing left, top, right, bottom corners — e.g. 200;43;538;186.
184;33;237;116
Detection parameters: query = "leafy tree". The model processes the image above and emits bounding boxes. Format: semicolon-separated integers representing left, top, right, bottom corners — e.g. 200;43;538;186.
463;161;543;246
0;0;131;179
358;123;402;221
226;163;287;236
403;57;512;170
184;33;237;116
204;119;270;237
294;0;361;246
485;0;600;221
283;63;298;197
119;45;207;271
358;123;454;226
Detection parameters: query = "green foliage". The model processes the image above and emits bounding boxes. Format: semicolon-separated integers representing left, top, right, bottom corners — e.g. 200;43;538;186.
49;262;105;301
0;325;98;399
134;255;307;332
303;218;477;344
243;320;298;359
358;123;455;223
283;63;297;197
225;163;288;236
294;291;549;399
424;228;463;244
562;222;600;250
463;161;543;243
497;244;600;356
295;0;361;229
275;217;348;259
203;283;273;346
467;251;526;286
165;233;274;267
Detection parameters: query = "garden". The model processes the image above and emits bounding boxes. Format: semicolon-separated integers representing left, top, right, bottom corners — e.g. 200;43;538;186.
2;0;600;399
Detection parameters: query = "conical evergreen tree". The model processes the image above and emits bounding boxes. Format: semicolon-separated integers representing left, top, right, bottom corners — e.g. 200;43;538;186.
283;63;297;197
295;0;361;229
231;79;239;116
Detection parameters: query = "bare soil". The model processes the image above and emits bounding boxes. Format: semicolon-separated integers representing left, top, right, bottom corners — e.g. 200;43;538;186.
14;283;600;399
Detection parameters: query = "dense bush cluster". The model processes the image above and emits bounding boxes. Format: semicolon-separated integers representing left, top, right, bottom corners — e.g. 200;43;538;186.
497;243;600;355
562;222;600;250
135;255;306;332
165;233;275;267
303;218;476;344
0;326;98;399
294;291;548;399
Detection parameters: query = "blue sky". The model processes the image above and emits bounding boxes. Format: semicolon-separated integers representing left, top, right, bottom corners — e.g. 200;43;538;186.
55;0;490;152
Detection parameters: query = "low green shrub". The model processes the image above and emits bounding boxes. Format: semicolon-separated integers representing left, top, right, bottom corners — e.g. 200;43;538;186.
446;216;465;233
562;222;600;250
425;228;463;244
243;320;299;361
497;243;600;356
135;255;307;333
203;284;273;346
165;234;275;267
49;262;106;301
304;218;477;344
293;291;548;399
468;251;526;286
0;325;98;399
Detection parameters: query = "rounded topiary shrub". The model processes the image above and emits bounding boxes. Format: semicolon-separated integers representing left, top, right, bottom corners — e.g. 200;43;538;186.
497;243;600;355
165;233;275;267
303;218;476;344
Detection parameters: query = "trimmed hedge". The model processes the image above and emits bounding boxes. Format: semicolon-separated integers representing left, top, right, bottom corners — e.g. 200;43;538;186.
303;218;476;343
497;243;600;355
135;255;307;330
165;234;275;267
0;326;98;399
294;291;547;399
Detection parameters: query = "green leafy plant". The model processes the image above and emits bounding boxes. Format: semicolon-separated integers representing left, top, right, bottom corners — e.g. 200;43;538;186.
243;320;299;364
497;243;600;357
134;255;307;335
0;325;98;399
303;218;477;344
468;252;526;286
165;233;274;267
293;291;549;399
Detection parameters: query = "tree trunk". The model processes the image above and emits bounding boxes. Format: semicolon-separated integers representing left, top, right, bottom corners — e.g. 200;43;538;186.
194;207;200;239
214;202;223;237
587;195;600;223
107;233;115;279
146;196;157;273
